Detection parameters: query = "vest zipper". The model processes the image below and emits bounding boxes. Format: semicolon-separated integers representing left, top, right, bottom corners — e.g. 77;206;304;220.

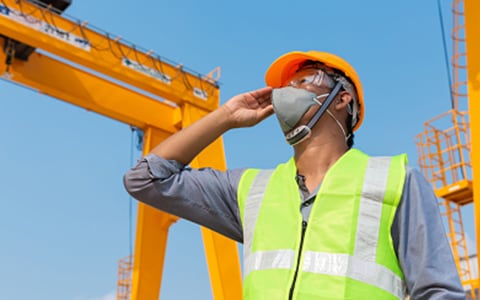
288;220;307;300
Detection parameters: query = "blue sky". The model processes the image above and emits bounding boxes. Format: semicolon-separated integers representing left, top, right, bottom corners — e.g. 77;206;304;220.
0;0;476;299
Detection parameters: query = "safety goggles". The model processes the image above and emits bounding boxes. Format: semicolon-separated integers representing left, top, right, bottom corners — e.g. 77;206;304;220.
286;68;336;90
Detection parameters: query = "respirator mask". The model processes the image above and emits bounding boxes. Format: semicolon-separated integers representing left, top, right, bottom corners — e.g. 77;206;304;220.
271;68;353;145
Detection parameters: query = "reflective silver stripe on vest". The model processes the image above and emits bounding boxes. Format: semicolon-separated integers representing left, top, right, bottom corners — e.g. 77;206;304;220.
354;157;391;261
244;249;296;277
302;251;405;299
302;156;405;299
243;170;274;278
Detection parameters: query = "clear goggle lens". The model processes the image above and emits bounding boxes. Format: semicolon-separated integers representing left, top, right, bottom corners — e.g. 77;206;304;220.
287;69;335;89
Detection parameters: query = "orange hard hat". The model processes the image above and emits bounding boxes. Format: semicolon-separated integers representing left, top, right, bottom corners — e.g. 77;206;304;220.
265;50;364;131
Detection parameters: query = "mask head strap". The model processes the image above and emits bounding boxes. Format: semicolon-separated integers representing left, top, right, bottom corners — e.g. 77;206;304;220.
305;81;343;129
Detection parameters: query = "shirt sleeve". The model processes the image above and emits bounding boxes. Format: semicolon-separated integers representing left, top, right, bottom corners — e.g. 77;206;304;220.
123;153;245;242
392;167;466;299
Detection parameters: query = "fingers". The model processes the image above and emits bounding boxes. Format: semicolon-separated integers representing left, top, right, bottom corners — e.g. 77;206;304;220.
253;86;273;95
248;86;272;105
255;87;274;121
254;86;272;99
258;104;274;120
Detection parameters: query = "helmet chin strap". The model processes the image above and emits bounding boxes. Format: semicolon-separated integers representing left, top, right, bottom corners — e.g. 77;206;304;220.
285;81;344;145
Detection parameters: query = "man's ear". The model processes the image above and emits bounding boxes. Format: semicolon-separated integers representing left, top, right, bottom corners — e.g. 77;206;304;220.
335;91;353;110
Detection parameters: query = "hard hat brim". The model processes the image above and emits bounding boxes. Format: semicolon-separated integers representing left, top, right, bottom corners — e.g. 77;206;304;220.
265;51;323;88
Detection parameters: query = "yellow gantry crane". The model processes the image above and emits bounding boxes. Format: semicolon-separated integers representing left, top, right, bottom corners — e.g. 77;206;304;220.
0;0;242;299
415;0;480;298
4;0;480;299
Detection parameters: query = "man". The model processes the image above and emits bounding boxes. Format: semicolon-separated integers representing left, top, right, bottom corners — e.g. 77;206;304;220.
124;50;466;299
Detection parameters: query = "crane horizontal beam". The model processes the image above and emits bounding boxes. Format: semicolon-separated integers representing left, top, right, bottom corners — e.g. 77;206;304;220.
0;43;180;133
0;0;220;111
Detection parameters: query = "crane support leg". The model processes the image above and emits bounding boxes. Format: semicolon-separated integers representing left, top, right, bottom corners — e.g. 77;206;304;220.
182;103;243;300
131;110;242;299
130;127;179;300
464;0;480;291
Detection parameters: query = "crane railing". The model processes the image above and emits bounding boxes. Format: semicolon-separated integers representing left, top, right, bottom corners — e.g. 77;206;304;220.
415;109;472;204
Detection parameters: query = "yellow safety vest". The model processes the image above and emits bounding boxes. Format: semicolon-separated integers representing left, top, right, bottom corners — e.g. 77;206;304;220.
238;149;407;300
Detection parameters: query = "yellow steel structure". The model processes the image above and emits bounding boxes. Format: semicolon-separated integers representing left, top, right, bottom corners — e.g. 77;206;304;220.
0;0;242;299
465;0;480;290
415;110;475;295
415;0;480;296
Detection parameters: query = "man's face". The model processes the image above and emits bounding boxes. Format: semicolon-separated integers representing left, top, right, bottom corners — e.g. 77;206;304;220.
281;65;352;131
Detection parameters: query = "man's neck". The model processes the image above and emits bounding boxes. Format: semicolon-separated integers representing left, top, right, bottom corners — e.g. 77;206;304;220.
293;135;348;193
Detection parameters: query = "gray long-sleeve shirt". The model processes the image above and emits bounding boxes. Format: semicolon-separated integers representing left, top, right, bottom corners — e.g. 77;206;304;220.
124;153;466;300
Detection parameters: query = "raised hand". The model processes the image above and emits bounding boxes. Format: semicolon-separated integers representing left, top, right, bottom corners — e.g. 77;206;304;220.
222;87;274;128
150;86;274;164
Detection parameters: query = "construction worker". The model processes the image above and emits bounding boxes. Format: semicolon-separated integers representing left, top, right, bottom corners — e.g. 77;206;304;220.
124;50;466;299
